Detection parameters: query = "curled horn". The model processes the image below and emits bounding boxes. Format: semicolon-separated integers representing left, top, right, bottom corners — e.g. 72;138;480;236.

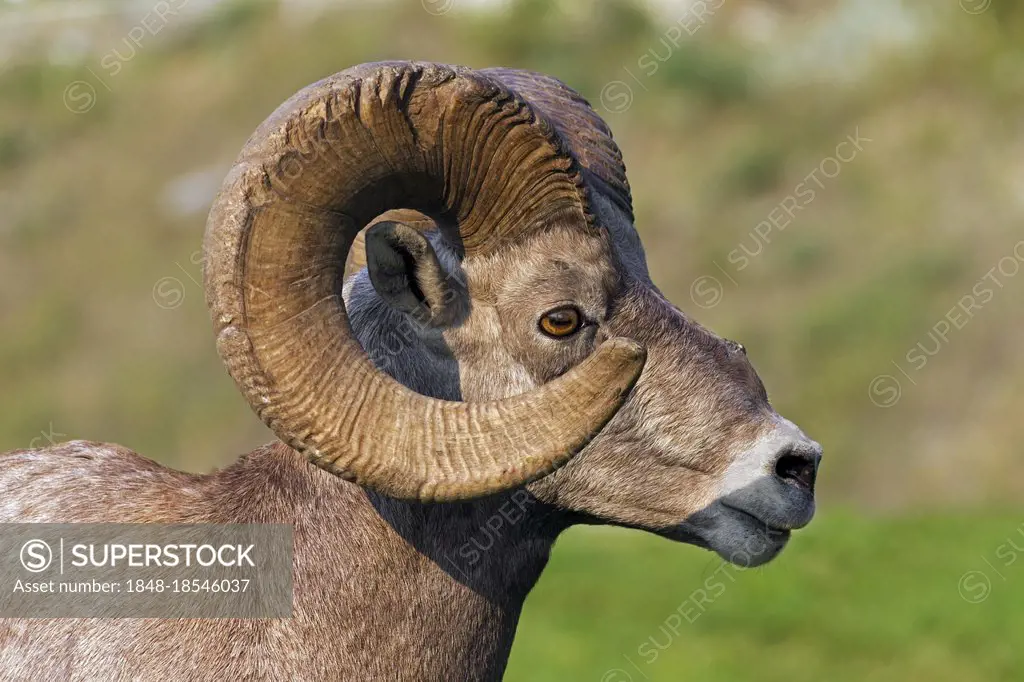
204;61;646;501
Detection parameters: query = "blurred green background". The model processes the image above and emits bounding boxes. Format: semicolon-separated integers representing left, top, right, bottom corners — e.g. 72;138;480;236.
1;0;1022;679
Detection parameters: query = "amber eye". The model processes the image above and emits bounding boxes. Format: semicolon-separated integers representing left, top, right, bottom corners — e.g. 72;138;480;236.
539;306;583;338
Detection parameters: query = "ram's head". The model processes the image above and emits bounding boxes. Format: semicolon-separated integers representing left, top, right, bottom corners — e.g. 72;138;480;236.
205;62;821;567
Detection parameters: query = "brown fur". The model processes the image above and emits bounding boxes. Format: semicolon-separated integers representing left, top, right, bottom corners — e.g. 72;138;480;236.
0;442;563;680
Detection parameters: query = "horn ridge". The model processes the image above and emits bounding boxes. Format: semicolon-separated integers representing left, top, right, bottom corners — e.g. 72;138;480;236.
204;61;646;501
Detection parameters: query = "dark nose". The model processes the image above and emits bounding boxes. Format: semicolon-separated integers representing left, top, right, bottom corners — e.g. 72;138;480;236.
773;445;821;494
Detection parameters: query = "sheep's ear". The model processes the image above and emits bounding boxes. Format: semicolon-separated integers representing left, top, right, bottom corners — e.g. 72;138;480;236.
365;221;467;327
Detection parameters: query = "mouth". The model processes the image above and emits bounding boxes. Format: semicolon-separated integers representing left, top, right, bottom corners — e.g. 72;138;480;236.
661;499;800;568
720;502;794;534
716;503;792;567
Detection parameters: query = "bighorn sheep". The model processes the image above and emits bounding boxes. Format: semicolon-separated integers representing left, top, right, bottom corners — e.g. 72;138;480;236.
0;61;821;680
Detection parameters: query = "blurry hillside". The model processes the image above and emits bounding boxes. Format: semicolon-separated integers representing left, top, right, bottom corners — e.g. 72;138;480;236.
1;0;1022;510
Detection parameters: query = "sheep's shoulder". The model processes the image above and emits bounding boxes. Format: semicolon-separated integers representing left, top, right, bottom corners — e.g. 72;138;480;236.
0;441;207;523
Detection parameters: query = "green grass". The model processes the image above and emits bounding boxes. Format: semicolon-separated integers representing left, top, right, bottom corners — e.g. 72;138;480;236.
507;512;1024;681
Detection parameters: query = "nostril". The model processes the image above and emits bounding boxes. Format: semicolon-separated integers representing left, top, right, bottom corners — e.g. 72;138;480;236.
774;452;819;492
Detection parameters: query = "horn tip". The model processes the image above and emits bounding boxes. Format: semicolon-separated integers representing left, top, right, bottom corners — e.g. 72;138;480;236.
601;336;647;373
589;336;647;401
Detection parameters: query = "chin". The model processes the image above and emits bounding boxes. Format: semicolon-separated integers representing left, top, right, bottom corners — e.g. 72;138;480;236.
658;499;803;568
705;523;791;567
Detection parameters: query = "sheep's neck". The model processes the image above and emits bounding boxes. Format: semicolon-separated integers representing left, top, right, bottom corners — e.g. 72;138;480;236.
225;444;567;681
355;489;567;679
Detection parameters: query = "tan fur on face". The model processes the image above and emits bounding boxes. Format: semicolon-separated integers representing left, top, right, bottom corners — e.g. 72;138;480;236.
413;225;776;530
442;227;619;398
529;285;774;528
